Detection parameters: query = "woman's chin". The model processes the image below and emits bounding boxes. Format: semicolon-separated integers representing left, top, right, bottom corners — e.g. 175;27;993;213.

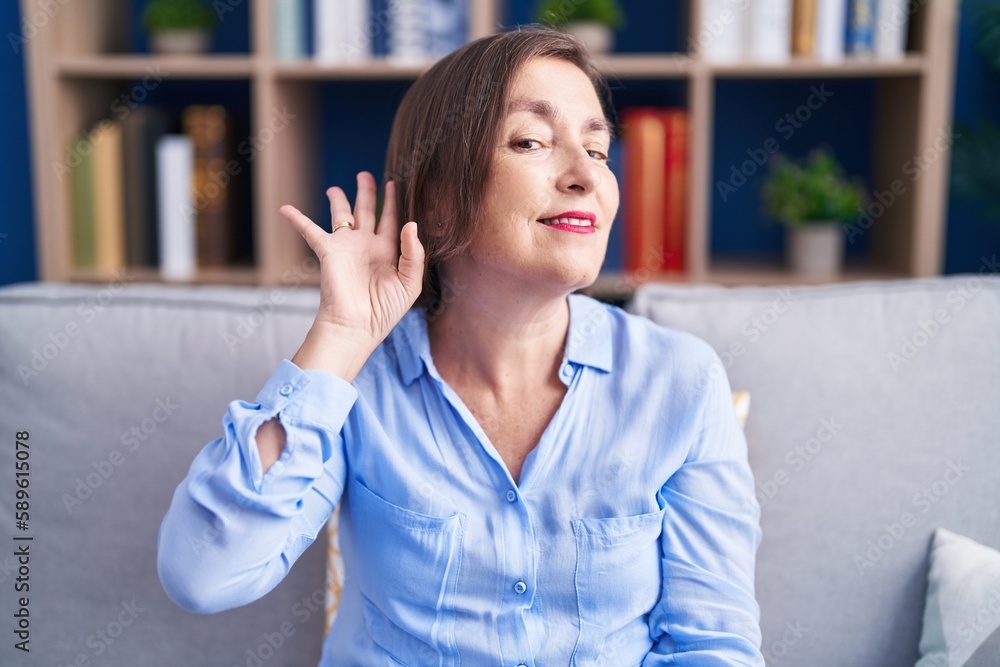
531;263;601;294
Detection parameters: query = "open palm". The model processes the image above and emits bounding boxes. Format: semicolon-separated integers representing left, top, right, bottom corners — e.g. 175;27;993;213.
279;171;425;348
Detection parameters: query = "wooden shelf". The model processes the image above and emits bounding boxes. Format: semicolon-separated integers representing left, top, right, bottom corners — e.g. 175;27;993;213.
709;54;925;78
593;53;694;78
21;0;959;288
581;260;907;302
704;257;905;286
56;54;255;79
70;266;259;286
272;60;434;80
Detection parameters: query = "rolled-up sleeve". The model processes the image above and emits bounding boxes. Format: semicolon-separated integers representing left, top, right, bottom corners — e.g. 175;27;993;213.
643;359;764;666
156;358;358;614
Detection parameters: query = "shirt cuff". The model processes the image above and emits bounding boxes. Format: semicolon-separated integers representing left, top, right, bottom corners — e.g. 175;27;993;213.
254;358;359;433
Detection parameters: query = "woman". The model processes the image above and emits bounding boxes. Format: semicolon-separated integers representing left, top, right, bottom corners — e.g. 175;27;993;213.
157;26;764;666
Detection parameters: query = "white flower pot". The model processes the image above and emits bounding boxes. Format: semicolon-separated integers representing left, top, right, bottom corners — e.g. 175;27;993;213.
562;21;614;54
787;222;844;278
149;29;212;55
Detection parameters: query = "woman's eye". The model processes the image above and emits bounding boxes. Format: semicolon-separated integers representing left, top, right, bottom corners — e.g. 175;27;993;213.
513;138;541;150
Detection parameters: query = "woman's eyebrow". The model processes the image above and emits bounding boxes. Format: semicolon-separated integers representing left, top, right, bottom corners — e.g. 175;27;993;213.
507;98;612;136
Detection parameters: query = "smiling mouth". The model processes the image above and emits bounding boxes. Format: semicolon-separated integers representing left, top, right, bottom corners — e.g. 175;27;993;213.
535;217;597;234
537;217;594;227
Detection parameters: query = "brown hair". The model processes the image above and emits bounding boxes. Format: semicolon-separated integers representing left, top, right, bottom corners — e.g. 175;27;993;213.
383;24;616;312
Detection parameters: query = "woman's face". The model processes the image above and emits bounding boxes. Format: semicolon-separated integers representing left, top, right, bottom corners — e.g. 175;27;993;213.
456;56;619;296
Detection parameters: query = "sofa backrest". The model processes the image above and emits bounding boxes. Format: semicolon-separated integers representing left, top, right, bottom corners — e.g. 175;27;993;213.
3;274;997;666
0;281;329;666
628;273;1000;666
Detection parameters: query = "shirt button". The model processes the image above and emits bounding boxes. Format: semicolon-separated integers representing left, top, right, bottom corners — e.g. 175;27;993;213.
506;489;516;502
513;580;527;594
279;383;294;396
561;363;573;378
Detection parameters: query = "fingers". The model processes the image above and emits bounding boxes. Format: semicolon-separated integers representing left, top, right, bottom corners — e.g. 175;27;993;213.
376;180;399;239
327;185;355;232
353;171;377;233
279;204;329;254
396;220;426;301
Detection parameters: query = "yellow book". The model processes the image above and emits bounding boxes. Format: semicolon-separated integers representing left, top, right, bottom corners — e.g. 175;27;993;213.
90;120;126;273
792;0;816;56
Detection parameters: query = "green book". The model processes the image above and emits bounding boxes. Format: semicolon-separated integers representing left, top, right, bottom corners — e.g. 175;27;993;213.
70;134;96;270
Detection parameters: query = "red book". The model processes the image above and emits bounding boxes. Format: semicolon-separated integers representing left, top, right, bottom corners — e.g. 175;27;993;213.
621;107;688;274
622;108;666;274
663;109;688;272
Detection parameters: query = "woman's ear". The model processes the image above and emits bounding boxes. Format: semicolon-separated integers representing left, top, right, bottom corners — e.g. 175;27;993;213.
428;220;445;237
424;191;451;238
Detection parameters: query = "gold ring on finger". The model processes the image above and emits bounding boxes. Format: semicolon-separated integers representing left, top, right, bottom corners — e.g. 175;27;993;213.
332;220;354;233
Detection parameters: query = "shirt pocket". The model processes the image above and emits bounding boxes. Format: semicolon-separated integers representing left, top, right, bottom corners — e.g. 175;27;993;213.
348;478;466;667
570;507;666;666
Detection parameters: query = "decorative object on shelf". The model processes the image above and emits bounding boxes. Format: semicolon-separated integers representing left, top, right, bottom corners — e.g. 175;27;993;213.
272;0;306;61
142;0;215;55
535;0;624;54
761;147;865;278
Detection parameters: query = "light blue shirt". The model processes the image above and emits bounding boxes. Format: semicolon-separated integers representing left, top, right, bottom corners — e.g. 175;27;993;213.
157;293;764;666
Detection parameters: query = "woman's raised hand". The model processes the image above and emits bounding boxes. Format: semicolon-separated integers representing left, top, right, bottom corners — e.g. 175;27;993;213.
279;171;425;381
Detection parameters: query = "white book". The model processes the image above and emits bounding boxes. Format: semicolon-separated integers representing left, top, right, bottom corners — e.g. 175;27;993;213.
875;0;909;59
155;135;196;281
745;0;791;63
697;0;744;62
314;0;371;64
814;0;847;62
426;0;467;57
273;0;305;61
388;0;427;64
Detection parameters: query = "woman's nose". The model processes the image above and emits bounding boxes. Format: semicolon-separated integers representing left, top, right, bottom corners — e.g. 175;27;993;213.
556;145;602;194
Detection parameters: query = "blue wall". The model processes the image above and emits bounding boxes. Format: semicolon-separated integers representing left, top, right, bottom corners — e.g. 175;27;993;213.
1;0;37;286
944;2;1000;272
2;0;996;286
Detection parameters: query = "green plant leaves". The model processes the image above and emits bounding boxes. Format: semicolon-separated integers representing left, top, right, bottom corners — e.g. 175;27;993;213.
761;148;866;227
535;0;626;29
142;0;215;32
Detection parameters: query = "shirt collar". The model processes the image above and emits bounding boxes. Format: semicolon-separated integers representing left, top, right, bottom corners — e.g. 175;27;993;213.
392;293;614;387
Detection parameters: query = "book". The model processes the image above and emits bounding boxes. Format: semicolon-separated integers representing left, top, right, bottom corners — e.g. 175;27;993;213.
745;0;792;63
122;105;171;268
273;0;306;61
814;0;847;62
792;0;817;57
91;120;126;273
847;0;875;56
426;0;468;58
621;108;688;275
875;0;909;59
68;133;96;270
698;0;744;63
663;110;688;273
182;105;242;268
623;109;666;274
314;0;371;63
155;135;196;281
388;0;427;63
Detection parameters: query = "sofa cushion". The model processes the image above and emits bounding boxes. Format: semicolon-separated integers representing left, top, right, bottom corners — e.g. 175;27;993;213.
915;528;1000;666
628;272;1000;667
0;280;329;666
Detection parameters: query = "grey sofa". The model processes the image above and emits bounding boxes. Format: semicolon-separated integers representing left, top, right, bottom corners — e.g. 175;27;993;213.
0;272;997;666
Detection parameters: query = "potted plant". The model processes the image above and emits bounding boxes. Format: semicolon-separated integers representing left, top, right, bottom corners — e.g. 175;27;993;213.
761;148;865;277
535;0;625;54
142;0;215;55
